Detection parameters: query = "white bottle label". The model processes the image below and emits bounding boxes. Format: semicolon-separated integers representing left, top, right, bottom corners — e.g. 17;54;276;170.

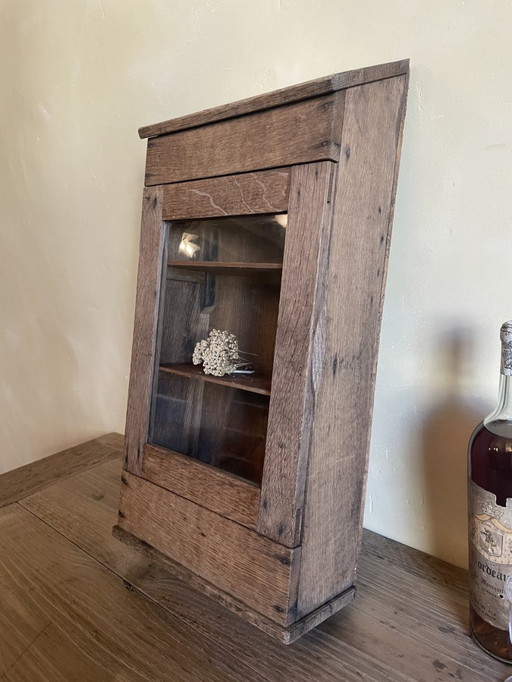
468;480;512;630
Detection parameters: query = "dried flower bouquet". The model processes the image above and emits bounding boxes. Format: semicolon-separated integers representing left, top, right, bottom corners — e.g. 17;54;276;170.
192;329;254;377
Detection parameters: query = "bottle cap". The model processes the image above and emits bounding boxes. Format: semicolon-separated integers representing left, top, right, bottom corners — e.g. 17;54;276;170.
501;321;512;375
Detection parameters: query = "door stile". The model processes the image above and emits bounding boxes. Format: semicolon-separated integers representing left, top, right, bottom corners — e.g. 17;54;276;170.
258;161;338;548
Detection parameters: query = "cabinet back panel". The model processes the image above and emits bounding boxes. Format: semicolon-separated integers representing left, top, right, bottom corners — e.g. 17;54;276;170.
151;376;269;484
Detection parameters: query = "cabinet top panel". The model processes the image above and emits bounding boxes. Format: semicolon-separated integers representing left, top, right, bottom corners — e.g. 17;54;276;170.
138;59;409;140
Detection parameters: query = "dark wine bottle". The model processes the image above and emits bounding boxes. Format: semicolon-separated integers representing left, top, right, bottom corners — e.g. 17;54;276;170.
468;321;512;662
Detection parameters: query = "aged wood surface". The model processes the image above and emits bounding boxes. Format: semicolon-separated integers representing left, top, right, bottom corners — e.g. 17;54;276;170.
162;168;290;219
9;441;510;681
117;471;300;624
144;94;343;185
113;524;355;644
0;432;121;508
141;443;260;530
158;362;272;395
139;59;409;138
0;504;266;682
124;186;166;476
258;161;337;547
166;262;283;275
295;74;410;617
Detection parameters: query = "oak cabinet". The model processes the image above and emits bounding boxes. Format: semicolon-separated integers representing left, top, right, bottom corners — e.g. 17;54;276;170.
114;60;409;643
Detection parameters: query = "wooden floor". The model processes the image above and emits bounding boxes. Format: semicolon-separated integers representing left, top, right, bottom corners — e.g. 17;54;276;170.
0;434;510;681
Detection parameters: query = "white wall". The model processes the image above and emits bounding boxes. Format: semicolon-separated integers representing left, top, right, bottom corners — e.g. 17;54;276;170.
1;0;511;568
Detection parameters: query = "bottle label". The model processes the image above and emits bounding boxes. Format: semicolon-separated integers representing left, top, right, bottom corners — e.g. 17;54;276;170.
501;321;512;375
468;480;512;630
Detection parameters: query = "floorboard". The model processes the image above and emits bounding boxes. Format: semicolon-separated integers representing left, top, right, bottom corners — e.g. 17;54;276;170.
0;433;122;508
0;504;267;682
1;437;510;681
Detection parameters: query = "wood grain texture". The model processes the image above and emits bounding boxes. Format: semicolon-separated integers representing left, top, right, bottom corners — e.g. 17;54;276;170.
162;169;290;219
139;59;409;138
159;363;272;395
295;74;409;617
144;94;343;185
124;186;166;475
116;471;300;625
19;456;298;642
113;525;354;644
141;443;260;530
0;433;122;508
258;161;337;547
167;262;283;275
15;447;511;680
0;503;266;682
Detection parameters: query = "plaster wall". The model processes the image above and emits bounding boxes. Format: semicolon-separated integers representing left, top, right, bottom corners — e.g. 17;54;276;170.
1;0;511;567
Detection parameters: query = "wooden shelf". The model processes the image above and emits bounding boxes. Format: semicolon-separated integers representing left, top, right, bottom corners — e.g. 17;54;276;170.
159;363;271;396
168;261;282;276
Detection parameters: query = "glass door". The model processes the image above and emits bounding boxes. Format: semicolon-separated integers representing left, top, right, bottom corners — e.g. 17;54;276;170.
149;213;287;484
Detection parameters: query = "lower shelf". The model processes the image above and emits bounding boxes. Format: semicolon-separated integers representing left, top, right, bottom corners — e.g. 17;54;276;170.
113;524;356;644
159;363;272;396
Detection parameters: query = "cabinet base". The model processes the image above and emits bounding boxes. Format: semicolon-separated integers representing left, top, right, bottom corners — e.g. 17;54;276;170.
113;524;356;644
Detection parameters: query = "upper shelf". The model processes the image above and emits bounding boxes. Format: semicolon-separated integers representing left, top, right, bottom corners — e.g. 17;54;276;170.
168;261;283;277
159;363;272;396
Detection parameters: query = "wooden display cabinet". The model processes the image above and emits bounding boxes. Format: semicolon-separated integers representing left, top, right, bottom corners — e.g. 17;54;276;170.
114;60;409;643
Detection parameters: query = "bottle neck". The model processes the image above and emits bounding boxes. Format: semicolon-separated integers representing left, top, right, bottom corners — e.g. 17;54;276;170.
484;374;512;425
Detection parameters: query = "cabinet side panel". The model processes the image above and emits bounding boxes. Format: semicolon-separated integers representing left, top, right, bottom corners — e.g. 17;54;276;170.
296;74;409;616
124;187;167;475
117;472;300;625
258;161;337;547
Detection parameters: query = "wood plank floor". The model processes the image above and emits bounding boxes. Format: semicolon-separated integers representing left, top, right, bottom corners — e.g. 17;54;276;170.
0;434;510;681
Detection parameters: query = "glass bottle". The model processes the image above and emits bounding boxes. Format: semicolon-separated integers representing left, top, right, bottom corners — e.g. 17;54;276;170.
468;320;512;662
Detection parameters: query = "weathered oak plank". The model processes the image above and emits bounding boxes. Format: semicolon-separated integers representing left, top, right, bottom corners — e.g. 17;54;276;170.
3;621;145;682
258;161;337;547
139;60;409;138
113;524;354;644
162;169;290;219
158;362;272;396
141;443;260;530
0;503;268;682
144;94;343;185
295;73;410;618
117;471;300;624
124;187;166;475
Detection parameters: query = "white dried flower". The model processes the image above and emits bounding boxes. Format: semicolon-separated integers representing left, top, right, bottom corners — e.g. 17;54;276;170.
192;339;208;365
192;330;252;377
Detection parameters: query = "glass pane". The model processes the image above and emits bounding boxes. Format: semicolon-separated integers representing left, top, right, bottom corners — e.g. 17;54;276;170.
149;213;286;485
152;375;268;484
168;214;286;264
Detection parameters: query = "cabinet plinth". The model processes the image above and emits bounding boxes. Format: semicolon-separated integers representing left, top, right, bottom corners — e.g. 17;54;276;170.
116;60;409;642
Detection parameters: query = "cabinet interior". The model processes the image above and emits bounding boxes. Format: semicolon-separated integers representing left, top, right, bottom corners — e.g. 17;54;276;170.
149;214;286;484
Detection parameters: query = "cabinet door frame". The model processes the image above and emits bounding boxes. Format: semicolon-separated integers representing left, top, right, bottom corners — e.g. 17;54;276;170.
123;164;334;544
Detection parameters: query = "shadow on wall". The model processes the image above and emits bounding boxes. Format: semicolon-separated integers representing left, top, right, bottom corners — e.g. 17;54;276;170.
421;328;491;567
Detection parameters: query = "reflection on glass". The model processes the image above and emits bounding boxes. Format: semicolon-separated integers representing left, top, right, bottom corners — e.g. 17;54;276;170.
168;214;286;264
149;214;286;485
